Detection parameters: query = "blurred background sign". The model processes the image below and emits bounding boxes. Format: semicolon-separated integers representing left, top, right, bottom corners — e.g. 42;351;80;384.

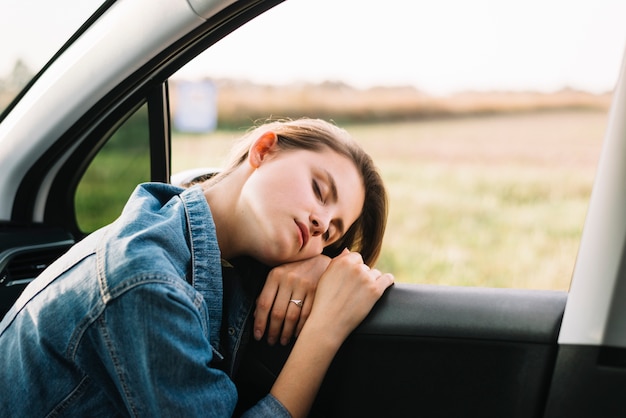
173;79;217;133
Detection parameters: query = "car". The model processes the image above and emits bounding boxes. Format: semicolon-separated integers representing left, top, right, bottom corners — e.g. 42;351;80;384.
1;0;625;416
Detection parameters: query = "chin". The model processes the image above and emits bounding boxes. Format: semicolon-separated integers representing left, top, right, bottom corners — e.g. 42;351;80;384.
257;251;306;267
254;236;310;266
254;248;292;267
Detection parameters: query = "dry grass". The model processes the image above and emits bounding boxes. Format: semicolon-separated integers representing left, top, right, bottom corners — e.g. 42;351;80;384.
347;111;606;290
170;79;611;127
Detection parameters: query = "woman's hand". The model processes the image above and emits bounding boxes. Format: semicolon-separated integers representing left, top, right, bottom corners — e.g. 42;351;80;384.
253;254;331;346
307;249;395;342
269;250;394;418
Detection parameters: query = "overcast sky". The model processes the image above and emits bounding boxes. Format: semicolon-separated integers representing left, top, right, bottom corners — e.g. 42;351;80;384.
176;0;626;95
3;0;626;96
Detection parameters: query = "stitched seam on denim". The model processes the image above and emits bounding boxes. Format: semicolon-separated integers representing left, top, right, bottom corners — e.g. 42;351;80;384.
228;295;255;376
181;193;195;287
66;302;105;359
66;275;189;359
180;186;217;343
97;313;139;417
96;228;111;303
194;292;209;337
45;375;91;418
106;274;186;298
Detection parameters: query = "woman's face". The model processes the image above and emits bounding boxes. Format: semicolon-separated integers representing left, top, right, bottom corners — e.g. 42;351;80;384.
238;144;365;266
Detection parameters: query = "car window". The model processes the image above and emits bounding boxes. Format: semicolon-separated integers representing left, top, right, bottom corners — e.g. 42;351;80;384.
170;0;626;290
75;105;151;233
0;0;104;114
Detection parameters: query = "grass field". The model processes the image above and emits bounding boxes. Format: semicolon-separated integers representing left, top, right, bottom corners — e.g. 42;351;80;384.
172;109;608;290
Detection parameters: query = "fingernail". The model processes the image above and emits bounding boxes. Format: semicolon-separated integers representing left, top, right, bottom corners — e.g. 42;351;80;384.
254;329;262;341
280;337;288;346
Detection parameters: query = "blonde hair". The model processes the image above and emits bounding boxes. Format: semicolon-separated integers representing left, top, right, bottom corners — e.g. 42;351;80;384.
205;118;387;265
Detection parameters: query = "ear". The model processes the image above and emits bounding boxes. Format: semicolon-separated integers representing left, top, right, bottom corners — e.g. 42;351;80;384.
248;131;278;168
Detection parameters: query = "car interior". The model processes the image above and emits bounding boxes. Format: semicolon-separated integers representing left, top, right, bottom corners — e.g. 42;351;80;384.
1;1;626;416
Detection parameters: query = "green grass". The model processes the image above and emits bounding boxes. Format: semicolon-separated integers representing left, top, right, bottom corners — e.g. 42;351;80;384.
75;106;151;232
376;162;590;289
173;110;606;290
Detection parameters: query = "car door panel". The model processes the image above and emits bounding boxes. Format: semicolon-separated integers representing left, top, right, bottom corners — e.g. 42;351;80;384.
0;227;74;319
544;344;626;417
236;284;567;417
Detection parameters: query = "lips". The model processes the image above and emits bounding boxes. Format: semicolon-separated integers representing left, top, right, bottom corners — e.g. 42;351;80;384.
296;220;309;250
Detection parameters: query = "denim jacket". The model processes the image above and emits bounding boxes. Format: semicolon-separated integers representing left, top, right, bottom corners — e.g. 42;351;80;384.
0;183;290;417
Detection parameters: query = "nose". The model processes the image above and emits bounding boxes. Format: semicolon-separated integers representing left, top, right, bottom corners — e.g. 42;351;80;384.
310;212;329;237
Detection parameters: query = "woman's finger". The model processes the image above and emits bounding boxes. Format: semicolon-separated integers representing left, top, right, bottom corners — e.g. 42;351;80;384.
265;284;294;345
253;277;280;341
254;255;330;344
295;293;314;337
280;296;305;345
309;254;394;339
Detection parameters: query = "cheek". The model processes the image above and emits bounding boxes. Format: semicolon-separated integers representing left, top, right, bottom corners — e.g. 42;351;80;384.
247;163;313;214
269;172;310;204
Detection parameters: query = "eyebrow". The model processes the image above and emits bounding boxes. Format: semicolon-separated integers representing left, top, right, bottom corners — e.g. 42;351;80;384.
323;169;344;237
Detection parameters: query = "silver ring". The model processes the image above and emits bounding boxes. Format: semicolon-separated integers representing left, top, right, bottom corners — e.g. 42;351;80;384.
289;299;303;308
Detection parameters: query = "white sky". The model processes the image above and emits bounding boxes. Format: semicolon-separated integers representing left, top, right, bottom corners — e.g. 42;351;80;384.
3;0;626;96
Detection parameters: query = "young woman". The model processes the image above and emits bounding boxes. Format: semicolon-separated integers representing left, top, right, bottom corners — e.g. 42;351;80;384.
0;118;393;417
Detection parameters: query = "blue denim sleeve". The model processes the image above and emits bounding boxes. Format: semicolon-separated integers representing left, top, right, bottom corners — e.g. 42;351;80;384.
80;279;238;417
241;393;292;418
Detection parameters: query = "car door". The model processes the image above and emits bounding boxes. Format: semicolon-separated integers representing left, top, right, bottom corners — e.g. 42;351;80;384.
168;3;626;416
231;283;566;417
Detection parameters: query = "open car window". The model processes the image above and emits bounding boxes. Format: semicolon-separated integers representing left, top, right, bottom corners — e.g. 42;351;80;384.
170;0;626;291
75;105;151;233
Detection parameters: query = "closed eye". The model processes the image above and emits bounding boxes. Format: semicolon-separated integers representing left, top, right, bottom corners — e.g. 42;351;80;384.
313;180;324;203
